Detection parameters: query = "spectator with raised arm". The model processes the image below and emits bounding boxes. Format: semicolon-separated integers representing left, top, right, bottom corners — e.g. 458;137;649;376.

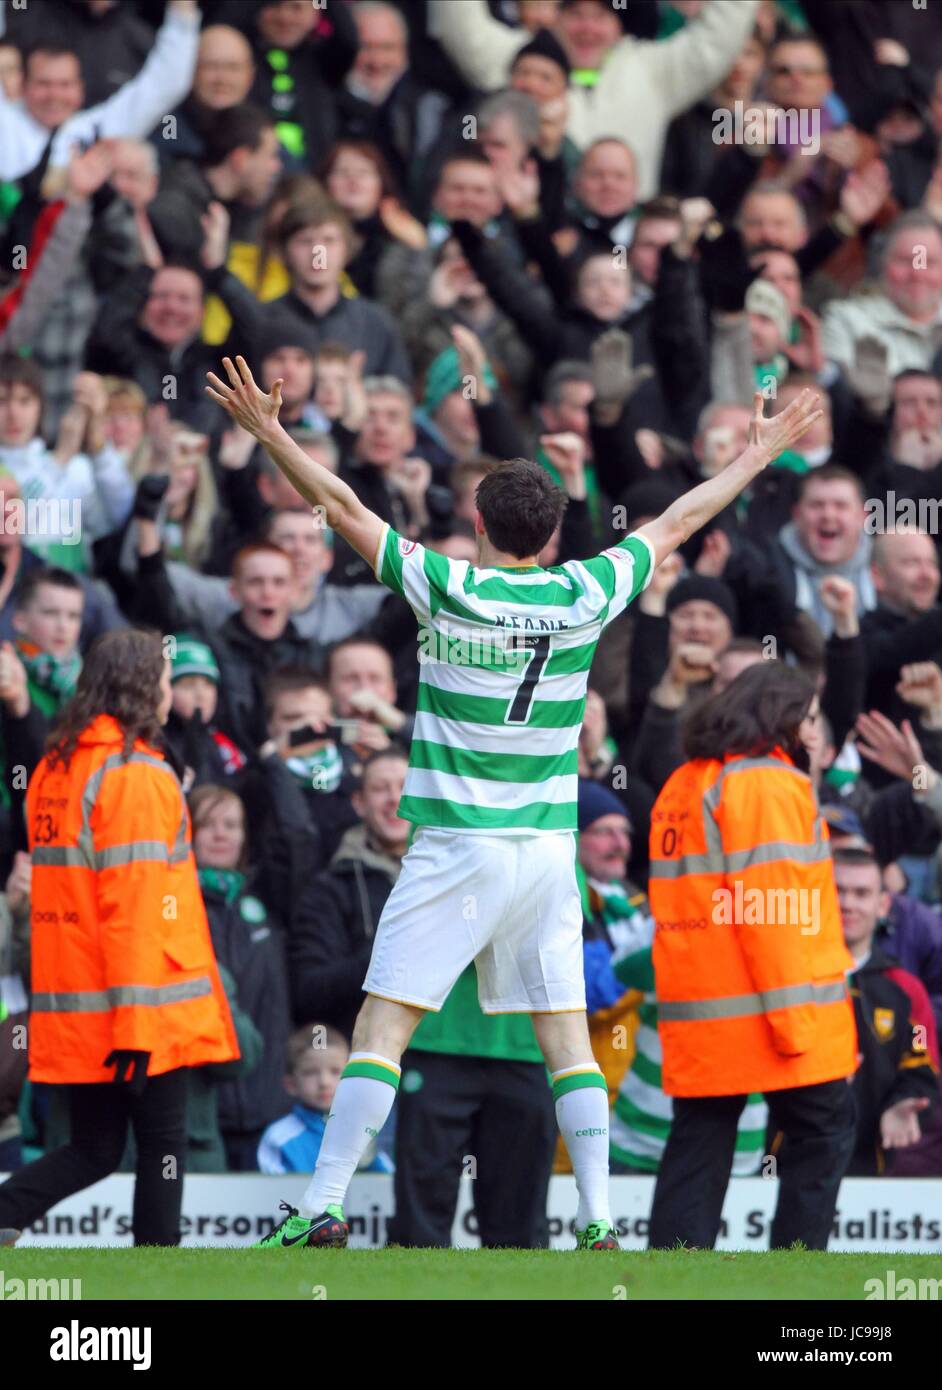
428;0;759;199
0;0;202;182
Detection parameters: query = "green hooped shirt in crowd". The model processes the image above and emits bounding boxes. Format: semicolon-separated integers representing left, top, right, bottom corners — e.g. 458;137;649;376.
409;965;543;1064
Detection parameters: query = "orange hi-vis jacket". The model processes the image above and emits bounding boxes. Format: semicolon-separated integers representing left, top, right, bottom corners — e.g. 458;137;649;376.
649;748;858;1098
26;714;239;1084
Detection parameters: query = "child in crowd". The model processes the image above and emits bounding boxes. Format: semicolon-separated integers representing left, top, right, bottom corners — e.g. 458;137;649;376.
258;1023;394;1175
0;568;84;863
166;634;247;787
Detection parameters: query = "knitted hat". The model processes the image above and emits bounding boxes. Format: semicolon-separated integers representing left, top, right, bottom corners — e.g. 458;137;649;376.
745;278;792;345
422;345;497;415
617;479;681;526
666;575;739;629
511;27;571;79
577;778;631;832
170;635;220;684
256;310;320;364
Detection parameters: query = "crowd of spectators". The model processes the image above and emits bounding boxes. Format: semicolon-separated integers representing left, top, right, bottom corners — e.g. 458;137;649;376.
2;0;942;1231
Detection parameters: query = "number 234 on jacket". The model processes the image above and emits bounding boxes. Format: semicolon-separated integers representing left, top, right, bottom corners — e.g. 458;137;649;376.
26;713;239;1083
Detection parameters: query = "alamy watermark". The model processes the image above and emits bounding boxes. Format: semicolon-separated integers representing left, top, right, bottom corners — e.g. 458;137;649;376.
712;884;821;936
864;492;942;535
713;101;821;157
0;498;82;545
1;1269;82;1300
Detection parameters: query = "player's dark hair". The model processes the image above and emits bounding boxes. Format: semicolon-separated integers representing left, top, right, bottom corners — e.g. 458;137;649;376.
475;458;568;559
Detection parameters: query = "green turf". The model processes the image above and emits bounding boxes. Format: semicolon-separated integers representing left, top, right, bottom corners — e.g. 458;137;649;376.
2;1247;940;1300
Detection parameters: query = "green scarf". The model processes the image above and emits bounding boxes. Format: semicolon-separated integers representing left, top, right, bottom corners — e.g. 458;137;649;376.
285;741;344;792
198;866;245;906
16;642;81;716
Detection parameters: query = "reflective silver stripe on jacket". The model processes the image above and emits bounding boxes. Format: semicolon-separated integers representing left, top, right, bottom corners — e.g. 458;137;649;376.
35;750;190;870
650;837;832;880
658;979;849;1023
650;756;821;880
31;977;213;1012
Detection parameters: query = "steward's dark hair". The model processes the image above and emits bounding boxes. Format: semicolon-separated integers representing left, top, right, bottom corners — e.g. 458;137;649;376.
682;661;815;764
45;628;166;771
475;458;567;559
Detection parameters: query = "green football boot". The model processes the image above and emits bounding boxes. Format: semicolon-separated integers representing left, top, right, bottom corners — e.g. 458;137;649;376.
253;1201;348;1249
576;1219;620;1250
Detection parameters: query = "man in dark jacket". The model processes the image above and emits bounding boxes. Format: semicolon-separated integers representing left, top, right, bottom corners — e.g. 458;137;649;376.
834;847;940;1176
133;528;324;751
3;0;155;106
289;747;409;1038
218;195;412;384
84;260;255;433
862;528;942;726
242;0;358;169
146;104;282;265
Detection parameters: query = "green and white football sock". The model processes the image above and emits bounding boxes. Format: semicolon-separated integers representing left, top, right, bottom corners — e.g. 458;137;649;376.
299;1053;401;1217
552;1064;612;1230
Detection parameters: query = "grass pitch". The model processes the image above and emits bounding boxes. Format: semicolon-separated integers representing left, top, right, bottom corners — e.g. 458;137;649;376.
3;1247;938;1300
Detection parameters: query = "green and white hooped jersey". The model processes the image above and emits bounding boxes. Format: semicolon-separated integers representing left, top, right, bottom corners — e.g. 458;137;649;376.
600;881;768;1175
374;524;655;833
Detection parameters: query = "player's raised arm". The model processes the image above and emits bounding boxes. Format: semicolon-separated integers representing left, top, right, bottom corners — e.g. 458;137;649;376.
636;389;824;569
206;356;384;566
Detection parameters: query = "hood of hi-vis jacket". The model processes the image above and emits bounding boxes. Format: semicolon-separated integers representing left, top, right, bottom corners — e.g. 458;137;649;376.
649;747;858;1098
26;713;238;1083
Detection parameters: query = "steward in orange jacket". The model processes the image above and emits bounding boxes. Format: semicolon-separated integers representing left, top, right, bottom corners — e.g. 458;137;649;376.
646;662;858;1252
0;629;238;1249
650;749;858;1098
27;712;238;1083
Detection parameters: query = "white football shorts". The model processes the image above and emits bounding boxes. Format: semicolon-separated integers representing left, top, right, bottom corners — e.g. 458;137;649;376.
363;828;585;1014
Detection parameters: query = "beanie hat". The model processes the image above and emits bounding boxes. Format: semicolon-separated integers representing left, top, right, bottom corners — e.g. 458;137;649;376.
666;575;739;629
577;778;631;832
256;310;320;364
745;278;792;345
511;27;571;79
170;635;220;684
616;479;681;527
422;345;497;416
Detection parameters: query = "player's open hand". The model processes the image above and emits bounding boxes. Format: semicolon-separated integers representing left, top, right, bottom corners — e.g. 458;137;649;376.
206;357;282;439
747;388;823;467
